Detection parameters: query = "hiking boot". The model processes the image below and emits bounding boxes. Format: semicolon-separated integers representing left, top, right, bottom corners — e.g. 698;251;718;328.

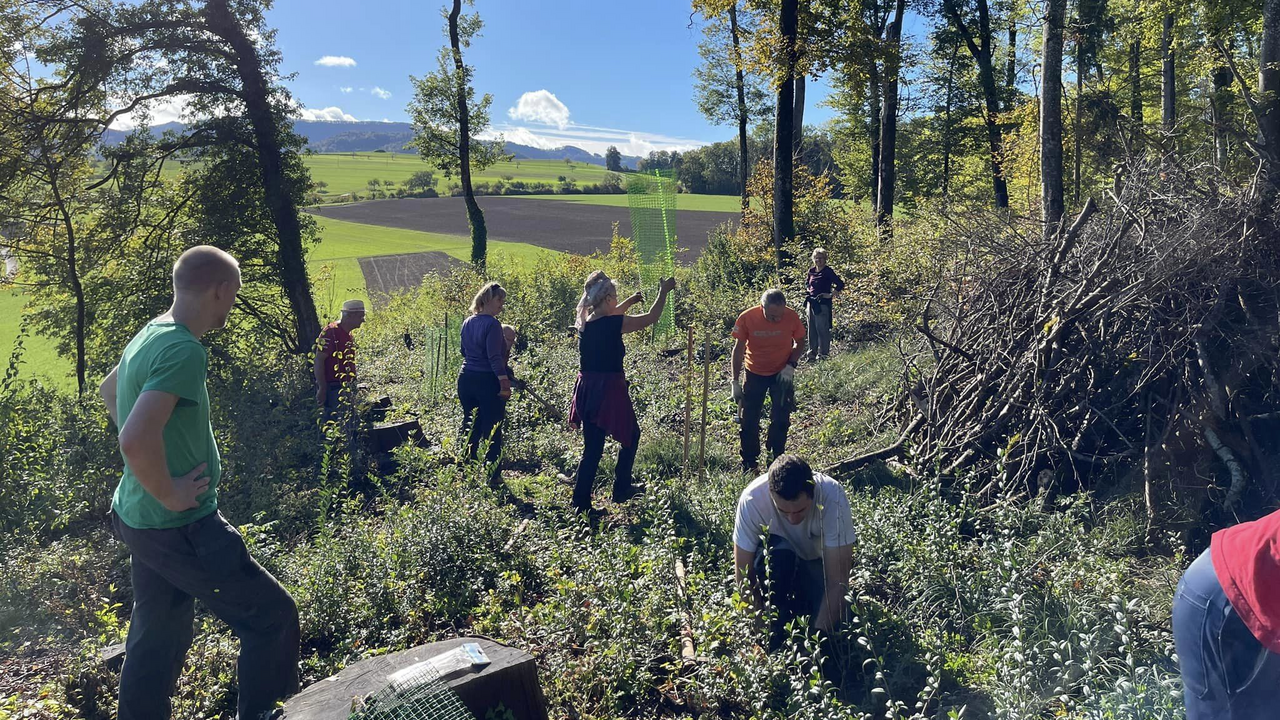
612;483;646;504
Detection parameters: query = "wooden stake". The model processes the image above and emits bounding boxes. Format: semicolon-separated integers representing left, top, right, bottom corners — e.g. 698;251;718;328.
674;557;697;663
683;325;693;475
699;334;710;477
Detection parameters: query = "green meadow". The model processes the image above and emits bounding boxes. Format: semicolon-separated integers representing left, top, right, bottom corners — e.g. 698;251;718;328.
0;289;72;390
303;153;616;198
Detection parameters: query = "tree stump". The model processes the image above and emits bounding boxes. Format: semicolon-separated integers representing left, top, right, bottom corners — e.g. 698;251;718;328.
282;636;548;720
367;419;427;454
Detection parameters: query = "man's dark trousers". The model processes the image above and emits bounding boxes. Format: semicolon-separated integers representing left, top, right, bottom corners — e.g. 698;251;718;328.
754;534;824;651
740;370;793;470
112;510;299;720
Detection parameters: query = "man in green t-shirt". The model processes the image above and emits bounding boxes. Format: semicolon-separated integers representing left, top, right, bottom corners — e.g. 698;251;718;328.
99;246;299;720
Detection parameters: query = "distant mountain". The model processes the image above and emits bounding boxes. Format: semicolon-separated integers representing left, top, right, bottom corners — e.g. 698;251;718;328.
103;119;641;169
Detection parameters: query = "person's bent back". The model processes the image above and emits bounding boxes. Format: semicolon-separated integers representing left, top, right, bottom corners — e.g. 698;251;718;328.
1173;508;1280;719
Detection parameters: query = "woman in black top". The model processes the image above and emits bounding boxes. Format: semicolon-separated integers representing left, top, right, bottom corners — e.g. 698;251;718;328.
568;270;676;512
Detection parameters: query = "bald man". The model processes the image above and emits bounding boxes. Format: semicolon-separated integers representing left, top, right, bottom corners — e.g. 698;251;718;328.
99;246;299;720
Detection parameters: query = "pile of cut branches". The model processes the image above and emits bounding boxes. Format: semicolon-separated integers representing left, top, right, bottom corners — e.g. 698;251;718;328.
878;157;1280;528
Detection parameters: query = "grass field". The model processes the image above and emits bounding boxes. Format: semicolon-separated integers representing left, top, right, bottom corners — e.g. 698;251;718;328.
304;153;615;198
309;216;552;317
0;289;72;390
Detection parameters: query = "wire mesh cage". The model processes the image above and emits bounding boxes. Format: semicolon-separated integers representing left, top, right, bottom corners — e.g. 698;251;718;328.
626;171;677;340
348;644;489;720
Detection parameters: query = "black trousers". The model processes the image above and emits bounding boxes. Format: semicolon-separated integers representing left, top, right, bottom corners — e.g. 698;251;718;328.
572;419;639;510
754;534;825;651
111;511;299;720
740;370;793;470
458;371;507;481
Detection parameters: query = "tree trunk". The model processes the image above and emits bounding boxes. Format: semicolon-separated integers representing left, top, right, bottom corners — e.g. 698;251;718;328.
1212;66;1232;169
1074;39;1083;203
47;161;86;396
1042;0;1067;235
1162;13;1175;130
867;64;882;206
876;0;906;226
205;0;319;353
1129;39;1142;127
943;43;959;199
1006;24;1017;111
1260;0;1280;184
772;0;798;267
730;3;750;212
449;0;487;269
944;0;1010;208
793;74;806;160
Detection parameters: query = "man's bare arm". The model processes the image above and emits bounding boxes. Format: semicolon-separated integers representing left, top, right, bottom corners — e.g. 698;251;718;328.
119;390;209;512
814;543;853;632
100;366;120;426
734;544;764;610
731;337;746;383
789;337;806;367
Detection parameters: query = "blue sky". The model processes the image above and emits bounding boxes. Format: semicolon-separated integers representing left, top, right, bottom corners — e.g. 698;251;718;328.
267;0;846;156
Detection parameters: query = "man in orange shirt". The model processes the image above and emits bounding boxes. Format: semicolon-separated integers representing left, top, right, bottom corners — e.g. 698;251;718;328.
731;289;807;473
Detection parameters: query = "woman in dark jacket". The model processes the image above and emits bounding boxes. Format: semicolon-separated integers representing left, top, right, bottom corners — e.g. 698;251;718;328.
458;281;510;484
569;270;675;512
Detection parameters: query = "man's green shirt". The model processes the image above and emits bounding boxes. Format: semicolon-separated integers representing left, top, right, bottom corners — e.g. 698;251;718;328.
111;321;221;529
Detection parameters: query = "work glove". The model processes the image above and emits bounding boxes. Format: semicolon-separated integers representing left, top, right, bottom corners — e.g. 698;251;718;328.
731;378;744;404
778;364;795;386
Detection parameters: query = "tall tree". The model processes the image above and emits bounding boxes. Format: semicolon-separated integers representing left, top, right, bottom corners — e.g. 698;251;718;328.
1259;0;1280;182
694;1;770;211
408;0;504;269
605;145;623;172
875;0;906;226
793;75;806;157
27;0;322;354
1161;12;1175;129
1042;0;1067;233
942;0;1012;208
772;0;800;266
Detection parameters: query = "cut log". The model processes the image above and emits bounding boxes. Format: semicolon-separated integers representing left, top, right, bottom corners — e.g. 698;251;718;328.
283;636;548;720
368;419;428;454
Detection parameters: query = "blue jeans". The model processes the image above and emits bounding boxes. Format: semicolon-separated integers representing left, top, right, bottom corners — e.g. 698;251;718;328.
1173;548;1280;720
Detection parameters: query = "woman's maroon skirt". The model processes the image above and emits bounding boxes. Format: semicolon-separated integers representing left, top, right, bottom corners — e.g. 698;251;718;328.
568;371;639;448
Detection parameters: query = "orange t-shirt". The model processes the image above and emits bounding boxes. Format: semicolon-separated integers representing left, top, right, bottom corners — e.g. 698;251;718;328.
732;306;806;376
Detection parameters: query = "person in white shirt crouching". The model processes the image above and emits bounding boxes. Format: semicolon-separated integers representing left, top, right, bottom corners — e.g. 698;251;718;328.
733;454;856;651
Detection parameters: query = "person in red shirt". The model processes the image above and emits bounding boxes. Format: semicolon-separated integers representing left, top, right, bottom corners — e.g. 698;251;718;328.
314;299;366;432
730;289;807;474
1173;508;1280;719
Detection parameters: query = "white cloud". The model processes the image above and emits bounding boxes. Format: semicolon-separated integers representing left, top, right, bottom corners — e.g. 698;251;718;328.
339;86;353;94
480;121;708;157
108;94;197;130
295;105;357;122
314;55;357;67
507;90;570;130
371;86;392;100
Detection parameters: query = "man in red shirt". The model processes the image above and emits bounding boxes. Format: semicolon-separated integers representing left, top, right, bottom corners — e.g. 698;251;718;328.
1173;508;1280;718
314;299;366;432
730;289;807;474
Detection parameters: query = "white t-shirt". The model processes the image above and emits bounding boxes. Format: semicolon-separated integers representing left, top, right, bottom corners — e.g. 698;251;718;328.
732;472;856;561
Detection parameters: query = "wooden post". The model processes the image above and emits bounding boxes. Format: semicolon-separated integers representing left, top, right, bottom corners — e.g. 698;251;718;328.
682;325;693;475
699;333;710;477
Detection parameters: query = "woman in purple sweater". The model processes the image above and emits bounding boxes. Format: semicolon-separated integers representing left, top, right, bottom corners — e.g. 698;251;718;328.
458;282;510;484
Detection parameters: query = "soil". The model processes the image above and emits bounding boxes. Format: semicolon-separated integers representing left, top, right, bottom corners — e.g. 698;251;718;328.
311;196;739;261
